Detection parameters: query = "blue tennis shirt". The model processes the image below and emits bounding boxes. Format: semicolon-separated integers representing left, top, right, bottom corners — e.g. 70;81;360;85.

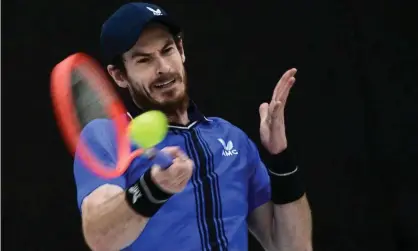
74;104;271;251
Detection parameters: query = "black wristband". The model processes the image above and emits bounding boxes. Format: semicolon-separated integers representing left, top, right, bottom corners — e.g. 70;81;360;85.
263;148;306;205
125;168;173;217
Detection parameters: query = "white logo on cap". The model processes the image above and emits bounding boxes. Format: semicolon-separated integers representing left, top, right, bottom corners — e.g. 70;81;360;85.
146;7;163;16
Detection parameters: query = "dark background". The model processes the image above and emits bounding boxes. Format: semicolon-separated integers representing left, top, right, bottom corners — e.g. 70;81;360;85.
3;0;418;250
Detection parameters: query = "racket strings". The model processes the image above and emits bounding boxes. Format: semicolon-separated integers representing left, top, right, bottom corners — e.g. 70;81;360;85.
71;68;109;128
52;53;137;178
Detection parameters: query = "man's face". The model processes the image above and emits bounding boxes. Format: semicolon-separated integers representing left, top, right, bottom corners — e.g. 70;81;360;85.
110;24;188;114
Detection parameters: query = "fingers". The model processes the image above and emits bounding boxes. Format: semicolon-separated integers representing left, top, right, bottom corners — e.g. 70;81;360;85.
159;146;193;174
167;157;193;189
285;68;297;78
259;102;269;121
151;148;194;193
161;146;187;159
260;100;283;124
272;68;297;102
269;100;282;119
279;76;296;106
276;69;296;100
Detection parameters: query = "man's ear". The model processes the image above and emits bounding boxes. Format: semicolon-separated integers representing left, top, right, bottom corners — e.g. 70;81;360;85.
177;38;186;63
107;65;129;88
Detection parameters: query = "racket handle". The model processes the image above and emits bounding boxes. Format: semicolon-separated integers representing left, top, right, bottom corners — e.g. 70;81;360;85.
144;148;173;169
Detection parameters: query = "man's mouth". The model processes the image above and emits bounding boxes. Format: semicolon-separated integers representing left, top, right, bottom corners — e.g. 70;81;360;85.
154;79;176;89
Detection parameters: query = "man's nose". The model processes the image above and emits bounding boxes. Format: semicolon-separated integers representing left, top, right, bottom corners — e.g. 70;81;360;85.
156;57;170;75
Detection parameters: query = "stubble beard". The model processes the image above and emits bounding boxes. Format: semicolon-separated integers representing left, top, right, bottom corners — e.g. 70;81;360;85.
127;69;189;116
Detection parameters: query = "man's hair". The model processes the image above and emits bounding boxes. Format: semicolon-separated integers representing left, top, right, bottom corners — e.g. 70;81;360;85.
111;33;183;74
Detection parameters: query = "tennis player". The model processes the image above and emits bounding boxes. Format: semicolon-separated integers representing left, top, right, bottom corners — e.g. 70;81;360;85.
74;2;312;251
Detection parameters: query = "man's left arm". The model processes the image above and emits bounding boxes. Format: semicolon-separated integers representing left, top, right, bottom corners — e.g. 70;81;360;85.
246;140;312;251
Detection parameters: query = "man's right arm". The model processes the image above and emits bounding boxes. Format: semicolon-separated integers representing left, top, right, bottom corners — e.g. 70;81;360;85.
74;119;193;251
74;119;146;251
81;184;148;251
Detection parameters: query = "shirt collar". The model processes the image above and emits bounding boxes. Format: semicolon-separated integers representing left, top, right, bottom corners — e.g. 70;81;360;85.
168;101;211;130
126;100;211;130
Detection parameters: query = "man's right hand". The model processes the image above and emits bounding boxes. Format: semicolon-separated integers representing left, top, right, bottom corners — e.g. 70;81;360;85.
150;146;194;194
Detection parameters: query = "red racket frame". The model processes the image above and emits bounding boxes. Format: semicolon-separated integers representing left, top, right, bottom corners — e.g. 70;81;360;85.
50;53;143;178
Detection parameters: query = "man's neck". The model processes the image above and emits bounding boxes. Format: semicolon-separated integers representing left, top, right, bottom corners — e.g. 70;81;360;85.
167;110;189;125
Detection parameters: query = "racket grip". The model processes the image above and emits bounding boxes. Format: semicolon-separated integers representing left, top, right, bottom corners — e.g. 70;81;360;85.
144;148;173;169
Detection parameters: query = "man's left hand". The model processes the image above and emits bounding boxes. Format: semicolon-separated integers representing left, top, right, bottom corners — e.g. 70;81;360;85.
259;68;297;154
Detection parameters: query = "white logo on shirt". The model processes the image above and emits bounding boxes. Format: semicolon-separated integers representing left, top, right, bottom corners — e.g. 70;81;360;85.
218;138;238;156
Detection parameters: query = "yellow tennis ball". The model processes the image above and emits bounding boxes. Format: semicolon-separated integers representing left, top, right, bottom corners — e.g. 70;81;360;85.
128;110;168;149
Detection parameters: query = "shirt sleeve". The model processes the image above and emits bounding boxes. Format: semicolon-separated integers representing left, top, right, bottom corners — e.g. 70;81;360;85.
247;138;271;214
73;119;126;210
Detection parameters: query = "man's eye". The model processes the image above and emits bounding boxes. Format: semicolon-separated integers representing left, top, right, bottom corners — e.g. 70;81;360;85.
162;47;174;54
137;58;150;64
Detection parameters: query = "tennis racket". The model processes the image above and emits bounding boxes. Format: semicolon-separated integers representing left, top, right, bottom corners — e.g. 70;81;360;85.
50;52;173;179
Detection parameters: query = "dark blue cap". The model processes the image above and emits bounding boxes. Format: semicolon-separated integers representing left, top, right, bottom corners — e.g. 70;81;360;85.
100;2;181;64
